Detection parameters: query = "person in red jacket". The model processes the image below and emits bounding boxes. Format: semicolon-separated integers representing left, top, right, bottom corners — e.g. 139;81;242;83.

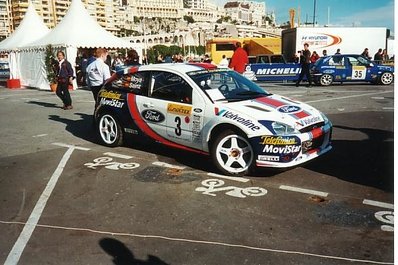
229;42;248;74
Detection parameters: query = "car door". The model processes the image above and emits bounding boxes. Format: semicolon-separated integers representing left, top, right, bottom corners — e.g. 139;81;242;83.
345;56;368;81
135;70;199;147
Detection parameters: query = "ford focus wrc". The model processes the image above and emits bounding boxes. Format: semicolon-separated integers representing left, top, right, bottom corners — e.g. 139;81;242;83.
95;63;332;176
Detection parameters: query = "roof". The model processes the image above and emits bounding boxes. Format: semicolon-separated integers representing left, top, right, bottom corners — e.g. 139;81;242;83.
24;0;134;49
0;2;49;52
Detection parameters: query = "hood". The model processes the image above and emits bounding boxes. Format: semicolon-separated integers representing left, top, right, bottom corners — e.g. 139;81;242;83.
219;94;324;131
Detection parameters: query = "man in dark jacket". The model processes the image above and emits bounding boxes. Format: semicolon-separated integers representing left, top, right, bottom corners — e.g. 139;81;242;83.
55;50;74;109
295;43;312;87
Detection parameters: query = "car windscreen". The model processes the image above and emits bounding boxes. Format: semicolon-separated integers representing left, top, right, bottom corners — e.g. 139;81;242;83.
188;69;271;102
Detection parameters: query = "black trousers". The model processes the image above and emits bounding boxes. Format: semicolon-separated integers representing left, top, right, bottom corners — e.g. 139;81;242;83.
56;82;72;107
90;85;102;105
296;63;312;85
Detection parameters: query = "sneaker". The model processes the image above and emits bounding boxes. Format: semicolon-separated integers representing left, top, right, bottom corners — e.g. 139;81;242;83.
65;105;73;110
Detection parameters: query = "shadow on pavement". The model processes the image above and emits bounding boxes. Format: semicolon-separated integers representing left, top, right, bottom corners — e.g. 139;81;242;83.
99;237;170;265
304;112;394;192
27;100;61;109
48;112;98;143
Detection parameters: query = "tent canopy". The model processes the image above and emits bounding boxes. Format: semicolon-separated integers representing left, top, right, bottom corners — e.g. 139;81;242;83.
25;0;133;49
0;2;49;52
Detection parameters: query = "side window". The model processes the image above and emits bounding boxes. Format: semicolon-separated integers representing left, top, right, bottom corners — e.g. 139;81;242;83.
110;71;150;96
329;56;344;66
259;56;270;63
150;71;192;104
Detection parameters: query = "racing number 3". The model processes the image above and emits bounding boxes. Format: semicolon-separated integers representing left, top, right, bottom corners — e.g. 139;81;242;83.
175;116;182;136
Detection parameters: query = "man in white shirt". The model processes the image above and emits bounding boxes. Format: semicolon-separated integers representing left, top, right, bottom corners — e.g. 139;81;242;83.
86;48;111;103
218;54;229;68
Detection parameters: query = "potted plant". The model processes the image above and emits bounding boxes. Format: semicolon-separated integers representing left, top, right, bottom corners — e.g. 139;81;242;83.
45;44;57;91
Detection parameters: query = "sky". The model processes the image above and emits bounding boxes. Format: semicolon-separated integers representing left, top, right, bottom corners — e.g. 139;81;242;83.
214;0;395;34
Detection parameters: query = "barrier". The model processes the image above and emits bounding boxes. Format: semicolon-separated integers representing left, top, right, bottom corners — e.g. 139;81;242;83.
7;79;21;89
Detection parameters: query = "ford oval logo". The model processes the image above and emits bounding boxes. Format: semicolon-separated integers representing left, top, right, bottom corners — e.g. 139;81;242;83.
277;105;301;114
141;109;165;123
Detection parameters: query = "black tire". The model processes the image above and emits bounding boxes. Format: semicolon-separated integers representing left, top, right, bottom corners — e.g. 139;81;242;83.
98;112;123;147
379;72;394;85
210;129;254;176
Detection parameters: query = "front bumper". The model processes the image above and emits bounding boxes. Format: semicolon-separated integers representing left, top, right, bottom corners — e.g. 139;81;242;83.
251;121;332;168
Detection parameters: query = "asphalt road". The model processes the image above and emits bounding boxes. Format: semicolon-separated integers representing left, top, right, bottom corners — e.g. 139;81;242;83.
0;82;394;265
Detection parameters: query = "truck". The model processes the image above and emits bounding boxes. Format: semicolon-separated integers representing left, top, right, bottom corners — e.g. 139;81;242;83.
206;37;281;64
282;27;390;63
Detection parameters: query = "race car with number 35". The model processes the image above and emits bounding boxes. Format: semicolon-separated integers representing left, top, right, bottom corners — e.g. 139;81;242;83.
311;54;394;86
95;63;332;176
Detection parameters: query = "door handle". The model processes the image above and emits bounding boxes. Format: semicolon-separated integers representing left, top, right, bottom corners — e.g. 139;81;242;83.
143;103;154;108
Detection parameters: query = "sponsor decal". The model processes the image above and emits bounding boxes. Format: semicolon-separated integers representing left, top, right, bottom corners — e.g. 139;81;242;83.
260;136;298;145
217;109;260;131
141;109;165;123
260;135;301;155
301;33;342;48
193;108;203;113
258;155;280;162
277;105;302;114
99;91;122;100
256;67;300;76
296;116;321;127
167;103;192;115
100;98;125;108
192;114;202;141
262;144;301;154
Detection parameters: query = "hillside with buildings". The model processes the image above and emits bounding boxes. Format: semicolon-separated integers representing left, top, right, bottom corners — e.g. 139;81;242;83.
0;0;281;46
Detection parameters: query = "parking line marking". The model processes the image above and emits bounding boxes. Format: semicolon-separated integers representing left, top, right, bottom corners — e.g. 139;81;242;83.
152;161;186;170
382;107;394;110
103;152;133;160
0;222;392;265
4;145;88;265
52;142;90;151
32;134;48;138
363;199;394;210
305;90;393;104
279;185;328;197
207;173;250;183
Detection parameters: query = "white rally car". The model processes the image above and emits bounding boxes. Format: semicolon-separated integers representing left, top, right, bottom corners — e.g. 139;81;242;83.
95;63;332;176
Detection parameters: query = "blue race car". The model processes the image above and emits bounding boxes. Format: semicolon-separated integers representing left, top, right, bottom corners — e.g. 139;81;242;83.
311;54;394;86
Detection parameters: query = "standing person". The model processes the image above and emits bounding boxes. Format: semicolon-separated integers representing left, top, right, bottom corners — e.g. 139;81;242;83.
228;42;248;74
322;50;327;57
310;51;320;63
218;54;229;68
86;48;111;105
55;50;74;110
373;48;383;63
335;48;341;55
382;49;389;63
124;49;140;66
295;43;312;87
361;48;371;59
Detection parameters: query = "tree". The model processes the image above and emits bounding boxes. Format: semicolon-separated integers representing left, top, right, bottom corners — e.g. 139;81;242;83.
183;15;194;24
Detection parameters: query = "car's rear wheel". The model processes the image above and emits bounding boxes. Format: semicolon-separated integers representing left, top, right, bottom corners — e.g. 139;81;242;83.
98;113;123;147
320;74;333;86
379;72;394;85
211;130;254;176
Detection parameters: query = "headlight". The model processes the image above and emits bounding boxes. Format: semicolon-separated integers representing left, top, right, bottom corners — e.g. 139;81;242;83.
272;121;299;135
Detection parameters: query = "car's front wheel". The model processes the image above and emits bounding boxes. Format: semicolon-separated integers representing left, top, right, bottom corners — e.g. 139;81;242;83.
319;74;333;86
98;113;123;147
379;72;394;85
211;130;254;176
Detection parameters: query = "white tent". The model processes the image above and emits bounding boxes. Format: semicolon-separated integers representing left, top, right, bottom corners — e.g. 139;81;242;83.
0;2;49;80
18;0;137;90
0;2;49;51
